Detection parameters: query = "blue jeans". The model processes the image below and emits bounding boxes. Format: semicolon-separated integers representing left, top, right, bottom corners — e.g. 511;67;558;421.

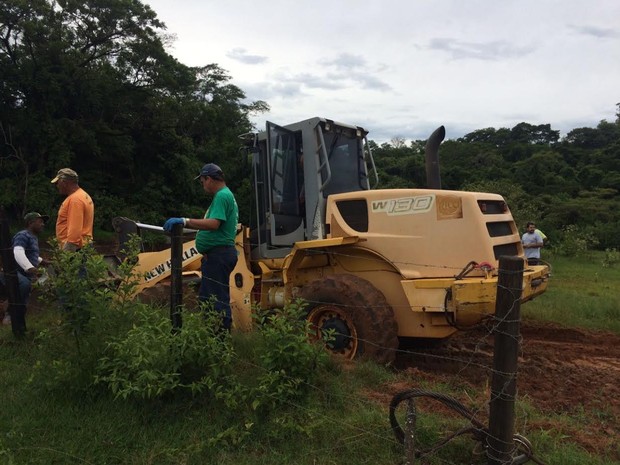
199;247;238;330
17;272;32;306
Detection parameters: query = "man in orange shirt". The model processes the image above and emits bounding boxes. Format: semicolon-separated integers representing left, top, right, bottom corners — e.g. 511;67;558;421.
51;168;95;251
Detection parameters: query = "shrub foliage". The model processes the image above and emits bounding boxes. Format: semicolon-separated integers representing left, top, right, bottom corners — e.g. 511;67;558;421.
31;239;331;444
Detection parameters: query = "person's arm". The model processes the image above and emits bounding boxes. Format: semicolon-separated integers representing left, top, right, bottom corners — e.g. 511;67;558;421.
64;198;84;251
13;246;36;274
185;217;221;231
535;233;544;248
522;234;543;249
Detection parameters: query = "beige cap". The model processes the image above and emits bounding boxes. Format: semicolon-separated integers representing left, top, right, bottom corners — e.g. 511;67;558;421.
51;168;78;183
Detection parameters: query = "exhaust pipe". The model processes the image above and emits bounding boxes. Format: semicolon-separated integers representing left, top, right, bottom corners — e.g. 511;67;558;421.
424;125;445;189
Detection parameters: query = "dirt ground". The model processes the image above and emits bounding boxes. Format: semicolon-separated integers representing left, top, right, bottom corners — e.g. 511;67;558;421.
386;320;620;460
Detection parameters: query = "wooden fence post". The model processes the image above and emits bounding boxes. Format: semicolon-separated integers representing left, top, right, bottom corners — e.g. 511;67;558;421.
170;222;183;330
404;398;417;465
487;255;523;465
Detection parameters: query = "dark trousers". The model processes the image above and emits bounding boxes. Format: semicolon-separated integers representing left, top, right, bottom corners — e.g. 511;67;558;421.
0;271;31;334
199;247;238;330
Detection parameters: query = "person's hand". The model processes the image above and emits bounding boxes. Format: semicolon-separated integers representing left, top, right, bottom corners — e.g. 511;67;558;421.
163;217;185;232
26;267;40;281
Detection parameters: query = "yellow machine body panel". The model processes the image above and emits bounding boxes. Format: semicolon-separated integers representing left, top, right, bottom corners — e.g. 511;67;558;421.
133;241;202;296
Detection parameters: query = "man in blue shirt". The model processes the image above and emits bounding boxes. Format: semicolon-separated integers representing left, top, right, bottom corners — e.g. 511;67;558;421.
1;212;49;330
164;163;239;331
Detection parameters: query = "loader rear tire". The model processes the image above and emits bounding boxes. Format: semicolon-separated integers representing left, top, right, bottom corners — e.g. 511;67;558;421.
299;275;399;364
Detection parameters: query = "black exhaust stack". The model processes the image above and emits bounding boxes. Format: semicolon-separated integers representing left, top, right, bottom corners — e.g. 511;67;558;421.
424;125;445;189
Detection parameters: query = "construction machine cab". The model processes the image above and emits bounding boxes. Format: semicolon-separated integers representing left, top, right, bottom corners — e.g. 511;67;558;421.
245;117;377;259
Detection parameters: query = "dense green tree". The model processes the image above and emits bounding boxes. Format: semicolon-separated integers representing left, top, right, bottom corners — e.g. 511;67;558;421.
510;122;559;145
458;127;511;147
0;0;267;227
563;121;620;149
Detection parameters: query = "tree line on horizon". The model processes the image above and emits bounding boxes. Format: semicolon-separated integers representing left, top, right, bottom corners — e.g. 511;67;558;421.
1;0;619;249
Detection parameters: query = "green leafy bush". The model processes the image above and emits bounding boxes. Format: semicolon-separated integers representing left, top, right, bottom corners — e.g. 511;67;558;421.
96;309;238;400
31;238;142;393
553;225;599;257
31;242;331;414
29;238;334;448
252;300;330;409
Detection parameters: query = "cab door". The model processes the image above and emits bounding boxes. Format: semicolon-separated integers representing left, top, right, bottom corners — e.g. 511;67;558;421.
266;121;305;246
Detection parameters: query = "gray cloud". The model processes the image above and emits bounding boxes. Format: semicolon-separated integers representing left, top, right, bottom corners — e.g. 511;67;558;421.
226;47;268;64
350;72;392;91
240;81;304;101
568;25;619;39
320;53;367;70
288;73;347;90
319;53;392;91
428;38;534;60
266;69;390;93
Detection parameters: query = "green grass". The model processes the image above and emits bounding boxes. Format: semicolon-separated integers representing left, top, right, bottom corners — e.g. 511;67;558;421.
1;252;619;464
522;251;620;333
0;333;403;465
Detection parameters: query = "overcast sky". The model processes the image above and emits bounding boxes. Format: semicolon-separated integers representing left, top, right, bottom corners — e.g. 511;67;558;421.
145;0;619;143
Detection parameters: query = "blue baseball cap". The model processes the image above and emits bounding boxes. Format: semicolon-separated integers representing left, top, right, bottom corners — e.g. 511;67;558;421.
194;163;223;180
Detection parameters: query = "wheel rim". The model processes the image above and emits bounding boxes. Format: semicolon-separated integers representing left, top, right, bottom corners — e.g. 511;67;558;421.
307;304;359;359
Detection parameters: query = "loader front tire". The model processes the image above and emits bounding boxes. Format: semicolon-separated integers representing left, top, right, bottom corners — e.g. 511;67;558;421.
299;275;399;364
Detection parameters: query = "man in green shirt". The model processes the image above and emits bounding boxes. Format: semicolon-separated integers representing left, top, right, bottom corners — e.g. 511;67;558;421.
163;163;239;330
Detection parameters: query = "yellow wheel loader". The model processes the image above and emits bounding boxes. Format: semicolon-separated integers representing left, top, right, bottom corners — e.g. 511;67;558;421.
115;117;549;364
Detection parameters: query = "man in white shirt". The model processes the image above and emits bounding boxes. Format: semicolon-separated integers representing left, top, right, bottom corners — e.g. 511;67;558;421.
522;222;544;266
1;212;49;329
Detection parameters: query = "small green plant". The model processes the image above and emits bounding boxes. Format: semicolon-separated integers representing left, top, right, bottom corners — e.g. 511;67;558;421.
601;248;619;268
252;300;330;409
96;308;238;401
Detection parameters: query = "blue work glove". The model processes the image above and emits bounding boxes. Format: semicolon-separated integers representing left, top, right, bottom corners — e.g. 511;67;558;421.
163;217;184;232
